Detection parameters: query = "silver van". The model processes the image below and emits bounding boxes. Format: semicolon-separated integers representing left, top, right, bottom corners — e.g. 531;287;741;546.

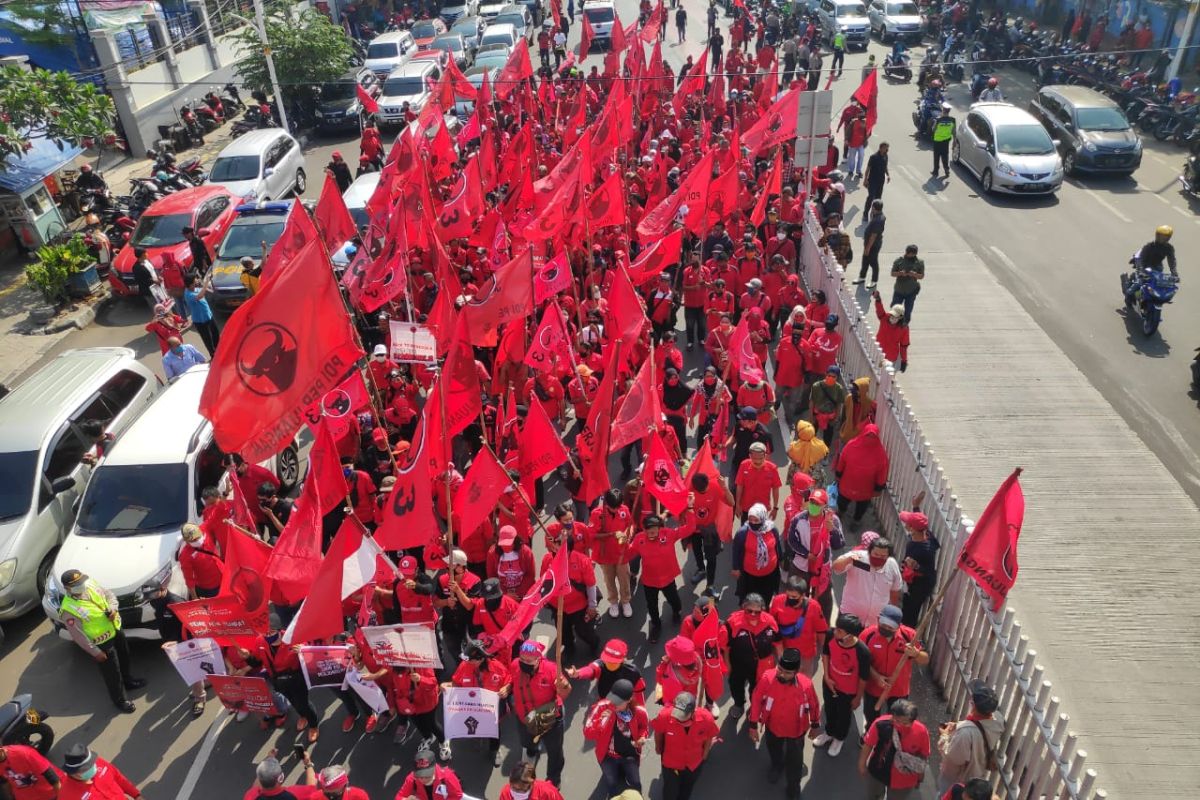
0;348;158;620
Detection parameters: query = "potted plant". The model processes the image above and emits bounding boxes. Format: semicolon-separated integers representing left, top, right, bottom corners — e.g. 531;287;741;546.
25;235;99;305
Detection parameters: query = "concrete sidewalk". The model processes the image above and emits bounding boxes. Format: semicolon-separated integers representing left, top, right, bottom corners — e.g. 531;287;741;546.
840;142;1200;798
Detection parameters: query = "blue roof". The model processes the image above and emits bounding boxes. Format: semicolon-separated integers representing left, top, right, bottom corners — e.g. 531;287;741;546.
0;137;85;194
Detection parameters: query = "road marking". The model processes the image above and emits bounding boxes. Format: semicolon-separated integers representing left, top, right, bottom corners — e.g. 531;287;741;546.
1149;154;1169;167
175;713;231;800
1088;192;1133;223
988;246;1017;271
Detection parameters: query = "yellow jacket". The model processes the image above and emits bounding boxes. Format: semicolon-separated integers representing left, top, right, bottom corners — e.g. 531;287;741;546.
787;420;829;472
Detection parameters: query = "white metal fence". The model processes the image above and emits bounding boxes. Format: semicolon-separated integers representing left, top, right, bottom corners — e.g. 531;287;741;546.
798;207;1106;800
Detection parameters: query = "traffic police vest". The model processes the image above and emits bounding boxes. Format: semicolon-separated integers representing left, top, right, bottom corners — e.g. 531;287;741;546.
833;32;846;50
60;581;121;645
933;116;955;143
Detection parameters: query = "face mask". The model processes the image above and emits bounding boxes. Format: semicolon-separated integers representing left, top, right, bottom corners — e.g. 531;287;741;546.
878;626;897;639
616;709;633;722
187;539;204;549
343;466;354;478
776;672;796;684
806;503;821;516
75;766;98;781
519;661;537;675
824;376;836;385
785;596;801;607
869;555;888;568
69;585;88;598
791;333;802;345
171;346;184;355
776;232;786;241
749;520;764;531
510;790;532;800
703;376;716;386
485;597;502;611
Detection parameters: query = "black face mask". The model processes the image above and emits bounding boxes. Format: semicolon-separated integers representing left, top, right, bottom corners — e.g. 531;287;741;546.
878;627;897;639
785;597;801;607
519;661;537;675
776;672;796;684
485;597;502;611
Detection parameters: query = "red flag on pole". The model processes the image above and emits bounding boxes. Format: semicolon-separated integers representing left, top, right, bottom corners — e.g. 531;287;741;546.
284;516;382;644
751;148;783;227
200;238;364;464
742;86;803;156
626;228;685;285
579;14;595;58
356;83;379;115
308;417;350;515
637;150;716;238
524;301;573;372
218;527;274;631
852;68;879;134
517;397;569;484
462;249;535;345
533;250;572;303
314;173;358;256
264;468;324;601
489;545;570;651
639;0;666;41
439;315;484;438
495;39;534;98
692;600;728;700
683;441;735;542
454;446;509;546
608;264;647;345
579;347;619;503
258;201;322;284
956;468;1024;609
587;170;627;230
609;358;661;453
375;409;440;551
643;432;688;514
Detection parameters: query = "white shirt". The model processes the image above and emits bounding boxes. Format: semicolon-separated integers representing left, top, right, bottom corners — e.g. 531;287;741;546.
837;550;902;624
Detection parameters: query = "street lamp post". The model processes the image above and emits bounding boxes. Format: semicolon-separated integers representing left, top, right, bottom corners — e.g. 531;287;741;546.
233;0;291;132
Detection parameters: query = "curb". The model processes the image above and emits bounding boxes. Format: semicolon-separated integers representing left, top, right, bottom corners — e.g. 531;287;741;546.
35;289;114;336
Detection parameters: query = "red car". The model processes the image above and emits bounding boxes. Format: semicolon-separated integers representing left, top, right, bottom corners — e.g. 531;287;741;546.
109;185;240;296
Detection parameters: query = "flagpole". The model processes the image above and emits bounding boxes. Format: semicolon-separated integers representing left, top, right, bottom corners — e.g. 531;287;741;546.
872;566;960;712
437;362;458;592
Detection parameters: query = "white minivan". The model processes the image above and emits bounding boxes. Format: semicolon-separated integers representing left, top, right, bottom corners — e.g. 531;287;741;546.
42;365;301;639
365;30;418;78
208;129;307;202
817;0;870;49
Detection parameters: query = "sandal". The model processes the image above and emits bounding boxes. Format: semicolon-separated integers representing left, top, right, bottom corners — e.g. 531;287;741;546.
191;698;205;718
307;726;319;743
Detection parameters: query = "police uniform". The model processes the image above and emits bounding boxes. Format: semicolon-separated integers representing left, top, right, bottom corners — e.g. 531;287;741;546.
932;110;956;177
57;570;144;712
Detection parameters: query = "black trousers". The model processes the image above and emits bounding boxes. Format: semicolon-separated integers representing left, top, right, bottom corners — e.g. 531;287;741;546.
684;306;706;345
859;241;882;284
193;319;220;356
521;716;566;784
661;763;704;800
837;495;871;522
665;414;687;455
97;631;136;706
273;671;319;725
832;48;844;74
822;683;855;740
689;525;722;586
863;691;906;728
736;570;780;604
864;182;885;210
561;608;599;652
644;582;682;626
728;663;758;708
765;733;807;794
902;582;934;627
404;708;444;743
932;141;950;175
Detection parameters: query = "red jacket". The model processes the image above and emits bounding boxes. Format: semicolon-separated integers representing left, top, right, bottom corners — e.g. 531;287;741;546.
874;299;910;363
395;767;463;800
499;780;562;800
486;546;536;597
178;542;224;592
583;699;650;763
59;759;139;800
749;669;821;738
472;594;520;637
0;745;63;800
651;706;719;771
590;504;633;565
509;656;564;718
834;424;889;502
452;657;511;693
388;668;439;715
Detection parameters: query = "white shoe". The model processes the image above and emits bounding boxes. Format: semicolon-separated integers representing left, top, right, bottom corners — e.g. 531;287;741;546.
708;702;720;720
621;603;633;618
439;741;453;761
813;733;833;747
828;739;844;757
608;604;620;618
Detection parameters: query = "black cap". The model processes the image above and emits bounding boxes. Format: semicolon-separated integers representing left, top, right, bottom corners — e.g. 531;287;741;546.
970;680;999;714
606;678;635;704
62;744;96;773
60;569;86;588
777;648;802;671
481;578;503;601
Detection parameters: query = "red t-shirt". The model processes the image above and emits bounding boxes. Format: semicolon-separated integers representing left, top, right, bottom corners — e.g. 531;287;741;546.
735;460;783;511
0;746;62;800
452;659;511;693
651;707;720;770
864;716;931;790
626;526;688;588
768;594;828;658
60;760;140;800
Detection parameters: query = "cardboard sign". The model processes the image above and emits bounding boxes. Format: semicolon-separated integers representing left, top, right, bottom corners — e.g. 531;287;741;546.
299;645;352;689
443;687;500;740
344;668;390;714
360;623;443;669
163;638;227;687
389;322;438;364
208;675;277;715
170;594;268;638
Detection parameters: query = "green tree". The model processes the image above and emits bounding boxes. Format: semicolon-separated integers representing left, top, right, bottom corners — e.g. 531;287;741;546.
0;67;117;169
233;3;353;110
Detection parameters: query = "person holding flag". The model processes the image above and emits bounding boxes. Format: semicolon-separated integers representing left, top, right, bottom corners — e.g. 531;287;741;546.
509;641;571;788
625;511;694;643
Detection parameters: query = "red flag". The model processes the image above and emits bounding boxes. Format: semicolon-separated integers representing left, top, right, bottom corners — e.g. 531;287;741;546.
643;432;687;514
517;396;569;483
438;157;485;240
356;82;379;115
454;446;508;545
462;249;535;345
490;545;569;651
524;301;573;371
609;358;661;452
693;166;740;231
456;111;481;148
478;125;499;192
684;440;735;542
314;173;358;256
264;467;324;599
626;228;685;285
708;72;727;117
579;347;619;503
218;528;274;632
852;68;879;134
672;48;709;113
308;418;351;515
587;170;627;230
637;150;716;238
755;65;779;110
743;86;803;156
591;86;630;164
608;264;646;345
495;39;534;99
727;317;764;382
691;600;727;700
227;468;257;533
956;468;1024;609
375;408;440;550
445;56;478;100
533;249;572;303
751;148;783;227
284;516;382;644
200;238;363;464
579;14;595;58
639;0;666;41
439;315;483;438
259;202;321;284
499;125;535;188
610;9;627;50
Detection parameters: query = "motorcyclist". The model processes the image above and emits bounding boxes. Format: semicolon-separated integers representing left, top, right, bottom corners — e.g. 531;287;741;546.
922;78;945;108
979;77;1004;101
75;164;108;193
918;49;941;89
1135;225;1179;278
890;39;908;64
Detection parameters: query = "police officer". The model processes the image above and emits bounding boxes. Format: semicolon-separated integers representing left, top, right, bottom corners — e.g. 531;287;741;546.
57;569;145;713
831;27;846;76
931;102;955;179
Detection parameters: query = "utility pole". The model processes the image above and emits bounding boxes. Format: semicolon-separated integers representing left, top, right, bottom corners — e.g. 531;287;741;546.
249;0;290;132
1167;0;1199;82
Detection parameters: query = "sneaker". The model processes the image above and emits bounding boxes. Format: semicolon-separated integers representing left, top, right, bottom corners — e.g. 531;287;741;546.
851;279;865;285
365;714;378;733
621;603;633;618
828;739;844;757
234;710;249;722
116;701;136;714
608;604;620;618
341;715;358;733
708;702;720;720
690;569;705;585
439;741;453;761
493;747;503;767
393;722;413;744
866;282;877;290
729;705;744;719
813;733;833;747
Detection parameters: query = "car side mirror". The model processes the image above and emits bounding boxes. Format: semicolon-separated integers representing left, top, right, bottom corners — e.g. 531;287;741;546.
264;168;275;178
1052;139;1062;147
976;141;989;149
197;228;211;237
51;476;76;495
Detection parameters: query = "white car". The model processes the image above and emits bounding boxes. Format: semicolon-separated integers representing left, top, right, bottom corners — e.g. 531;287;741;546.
952;102;1064;195
441;0;478;24
41;365;301;639
364;30;417;79
867;0;922;43
816;0;870;50
582;0;616;45
479;0;509;20
478;22;517;51
333;171;381;267
207;129;307;202
377;60;443;129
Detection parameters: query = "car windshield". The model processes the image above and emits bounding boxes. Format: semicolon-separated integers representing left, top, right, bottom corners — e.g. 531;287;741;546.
320;81;357;101
584;6;614;21
0;451;37;520
481;32;512;45
348;205;370;228
1075;106;1130;132
838;3;867;17
130;212;192;247
412;21;438;37
494;13;524;27
76;464;189;535
209;155;261;182
433;36;463;52
367;42;398;58
219;219;286;258
384;76;426;96
452;19;479;34
997;124;1055;155
887;2;918;14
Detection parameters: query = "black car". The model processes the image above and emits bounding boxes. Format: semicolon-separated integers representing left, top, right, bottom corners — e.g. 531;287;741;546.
315;68;379;131
1029;85;1143;176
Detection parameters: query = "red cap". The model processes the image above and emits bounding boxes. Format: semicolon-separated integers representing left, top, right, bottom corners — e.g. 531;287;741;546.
498;525;517;548
809;488;828;506
601;639;628;664
791;471;815;492
899;511;929;532
398;556;418;576
372;427;388;447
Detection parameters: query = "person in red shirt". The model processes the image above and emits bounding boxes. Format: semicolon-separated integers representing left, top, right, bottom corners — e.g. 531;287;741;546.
723;592;779;716
359;120;382;167
704;314;735;377
860;700;932;797
703;281;735;338
651;691;719;800
498;760;563;800
472;578;521;655
590;491;633;618
395;749;463;800
625;512;692;642
366;344;397;392
376;555;437;625
223;454;280;530
565;637;647;707
310;765;370;800
734;443;782;517
654;635;702;708
486;527;536;598
178;522;224;598
509;641;571;786
547;535;600;654
389;667;449;760
59;745;140;800
747;648;821;800
735;372;774;425
544;502;593;554
681;258;711;349
873;292;911;370
860;604;929;728
144;303;190;354
583;679;650;797
774;325;807;428
0;745;62;800
816;612;870;756
447;640;511;766
770;576;829;677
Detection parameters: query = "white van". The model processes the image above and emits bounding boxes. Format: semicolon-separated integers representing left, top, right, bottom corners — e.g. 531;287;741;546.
817;0;870;50
42;365;301;639
0;349;158;621
208;129;307;202
582;0;616;45
333;171;380;266
365;30;418;79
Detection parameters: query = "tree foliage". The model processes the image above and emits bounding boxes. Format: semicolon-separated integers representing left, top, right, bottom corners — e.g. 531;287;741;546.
0;67;117;169
233;3;353;107
0;0;76;51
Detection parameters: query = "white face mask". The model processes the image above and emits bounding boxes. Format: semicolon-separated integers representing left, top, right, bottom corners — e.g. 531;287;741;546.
187;539;205;549
510;790;531;800
776;232;786;241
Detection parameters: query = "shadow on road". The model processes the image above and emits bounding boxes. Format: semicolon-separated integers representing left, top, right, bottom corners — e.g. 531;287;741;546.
1116;306;1173;357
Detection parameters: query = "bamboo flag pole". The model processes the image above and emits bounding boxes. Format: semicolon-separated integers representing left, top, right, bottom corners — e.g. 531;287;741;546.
437;364;458;593
873;567;961;712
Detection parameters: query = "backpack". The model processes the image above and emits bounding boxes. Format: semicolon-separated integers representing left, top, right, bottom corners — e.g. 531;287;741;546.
972;719;1001;772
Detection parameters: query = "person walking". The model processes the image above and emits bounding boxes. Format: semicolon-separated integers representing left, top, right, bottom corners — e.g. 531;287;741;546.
834;536;902;632
57;569;145;713
326;152;353;193
652;691;720;800
183;273;220;356
860;605;929;728
144;303;190;355
807;46;823;91
898;510;939;626
855;200;886;289
724;593;779;719
676;5;687;42
863;142;890;210
510;641;571;787
844;111;869;178
890;244;925;323
584;679;650;798
931;103;955;179
747;648;821;800
831;27;846;76
162;336;207;382
872;293;911;371
59;745;140;800
815;613;869;757
937;681;1004;793
730;504;783;602
860;699;932;799
183;227;212;276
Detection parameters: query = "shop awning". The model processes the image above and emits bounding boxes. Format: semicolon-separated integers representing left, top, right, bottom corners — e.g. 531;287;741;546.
0;138;85;194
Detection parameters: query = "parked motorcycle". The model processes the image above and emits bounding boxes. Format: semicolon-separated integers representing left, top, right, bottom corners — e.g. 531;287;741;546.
178;104;206;145
1121;264;1180;336
147;148;207;186
1179;153;1200;195
231;104;277;137
221;82;245;112
0;694;53;755
193;99;223;132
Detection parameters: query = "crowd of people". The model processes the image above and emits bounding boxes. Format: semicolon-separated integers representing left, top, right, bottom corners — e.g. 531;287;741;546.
32;0;1015;799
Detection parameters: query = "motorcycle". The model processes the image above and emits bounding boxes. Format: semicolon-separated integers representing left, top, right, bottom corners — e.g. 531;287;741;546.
944;48;967;82
883;52;913;82
0;694;53;755
1121;263;1180;336
193;99;223;132
220;83;246;114
231;104;277;137
912;93;942;138
147;148;207;186
970;70;992;99
128;178;165;218
178;104;206;145
1179;153;1200;195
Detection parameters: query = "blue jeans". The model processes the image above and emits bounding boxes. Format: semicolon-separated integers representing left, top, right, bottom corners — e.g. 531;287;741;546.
890;290;918;323
600;756;641;796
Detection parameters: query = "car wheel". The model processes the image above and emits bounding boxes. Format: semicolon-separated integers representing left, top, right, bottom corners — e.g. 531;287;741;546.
36;551;56;598
951;139;961;164
1063;150;1077;176
276;444;300;491
293;169;307;196
981;168;994;193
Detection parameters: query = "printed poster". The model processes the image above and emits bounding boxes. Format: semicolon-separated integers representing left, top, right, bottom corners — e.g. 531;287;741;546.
360;623;443;669
170;594;268;638
442;687;500;740
208;675;277;715
163;638;227;686
299;645;352;689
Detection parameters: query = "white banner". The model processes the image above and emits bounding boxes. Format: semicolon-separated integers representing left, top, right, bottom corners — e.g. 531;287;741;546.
163;638;226;686
360;623;443;669
443;687;500;740
389;322;438;364
343;668;391;714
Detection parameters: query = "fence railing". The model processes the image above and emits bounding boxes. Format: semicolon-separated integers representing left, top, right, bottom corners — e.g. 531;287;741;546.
798;207;1106;800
